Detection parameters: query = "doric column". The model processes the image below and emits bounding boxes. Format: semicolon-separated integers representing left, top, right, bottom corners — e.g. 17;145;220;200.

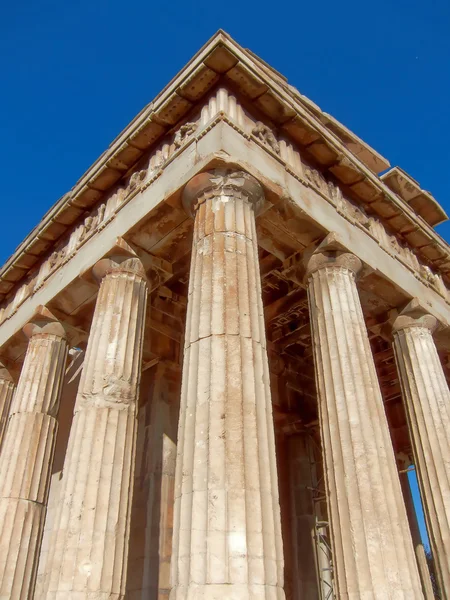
170;170;284;600
393;299;450;597
43;251;147;600
305;233;423;599
0;363;15;452
0;307;68;600
397;461;434;600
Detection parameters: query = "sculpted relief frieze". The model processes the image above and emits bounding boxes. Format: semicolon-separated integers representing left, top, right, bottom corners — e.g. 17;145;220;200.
0;87;448;327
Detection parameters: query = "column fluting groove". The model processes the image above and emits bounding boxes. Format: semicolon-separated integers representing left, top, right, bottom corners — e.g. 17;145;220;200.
170;170;284;600
393;300;450;598
43;256;147;600
0;315;67;600
305;235;423;599
0;365;15;453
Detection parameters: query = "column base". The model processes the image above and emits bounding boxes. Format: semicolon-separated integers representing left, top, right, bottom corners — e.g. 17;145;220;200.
170;583;285;600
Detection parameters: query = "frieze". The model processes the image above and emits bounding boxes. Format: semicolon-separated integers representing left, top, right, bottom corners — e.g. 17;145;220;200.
252;121;280;155
301;164;449;303
173;122;197;149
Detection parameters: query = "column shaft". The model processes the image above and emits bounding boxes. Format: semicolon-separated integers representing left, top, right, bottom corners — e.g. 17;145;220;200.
0;318;67;600
44;257;147;600
306;237;423;599
0;366;15;452
393;302;450;597
171;170;284;600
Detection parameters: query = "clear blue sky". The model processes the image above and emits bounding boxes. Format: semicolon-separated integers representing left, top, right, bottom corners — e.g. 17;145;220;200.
0;0;446;550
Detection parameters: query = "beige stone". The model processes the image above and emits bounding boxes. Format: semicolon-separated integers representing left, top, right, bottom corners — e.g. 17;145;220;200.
0;363;14;452
42;254;147;600
393;299;450;598
0;307;67;600
170;170;284;600
305;234;424;598
0;31;449;600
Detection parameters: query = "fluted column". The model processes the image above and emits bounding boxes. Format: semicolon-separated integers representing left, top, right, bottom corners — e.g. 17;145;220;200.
0;307;67;600
393;299;450;598
0;363;15;452
397;462;434;600
305;233;423;599
43;252;147;600
170;170;284;600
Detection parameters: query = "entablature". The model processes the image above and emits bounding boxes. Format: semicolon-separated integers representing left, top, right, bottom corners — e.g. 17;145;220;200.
0;114;449;366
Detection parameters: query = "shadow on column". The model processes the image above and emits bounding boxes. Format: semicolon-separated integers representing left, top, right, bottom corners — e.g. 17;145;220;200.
126;362;181;600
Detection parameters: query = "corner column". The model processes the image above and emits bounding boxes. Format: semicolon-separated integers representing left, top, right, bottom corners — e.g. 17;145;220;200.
305;234;423;599
170;170;284;600
0;308;68;600
0;363;15;451
44;252;147;599
393;299;450;598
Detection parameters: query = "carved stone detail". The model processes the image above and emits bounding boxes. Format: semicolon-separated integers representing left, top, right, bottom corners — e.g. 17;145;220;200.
252;121;280;154
128;168;147;191
79;202;106;244
173;122;197;148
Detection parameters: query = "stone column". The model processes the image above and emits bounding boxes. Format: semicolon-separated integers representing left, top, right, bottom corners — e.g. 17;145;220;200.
398;464;434;600
305;233;423;599
0;363;15;452
170;170;284;600
0;307;68;600
393;299;450;598
43;252;147;600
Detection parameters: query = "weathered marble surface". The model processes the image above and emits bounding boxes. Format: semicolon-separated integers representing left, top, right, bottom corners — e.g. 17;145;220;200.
170;170;284;600
394;299;450;599
42;254;147;600
0;363;14;452
0;308;67;600
306;234;424;599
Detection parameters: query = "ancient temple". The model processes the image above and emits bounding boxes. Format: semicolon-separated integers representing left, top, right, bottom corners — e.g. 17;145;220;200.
0;30;449;600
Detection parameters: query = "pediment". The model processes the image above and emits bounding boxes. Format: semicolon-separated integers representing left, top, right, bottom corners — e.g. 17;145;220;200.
0;30;449;309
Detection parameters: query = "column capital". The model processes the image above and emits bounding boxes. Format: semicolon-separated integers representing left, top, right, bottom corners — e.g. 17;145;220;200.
182;168;264;217
92;239;146;282
22;305;66;340
304;232;363;281
392;298;438;333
